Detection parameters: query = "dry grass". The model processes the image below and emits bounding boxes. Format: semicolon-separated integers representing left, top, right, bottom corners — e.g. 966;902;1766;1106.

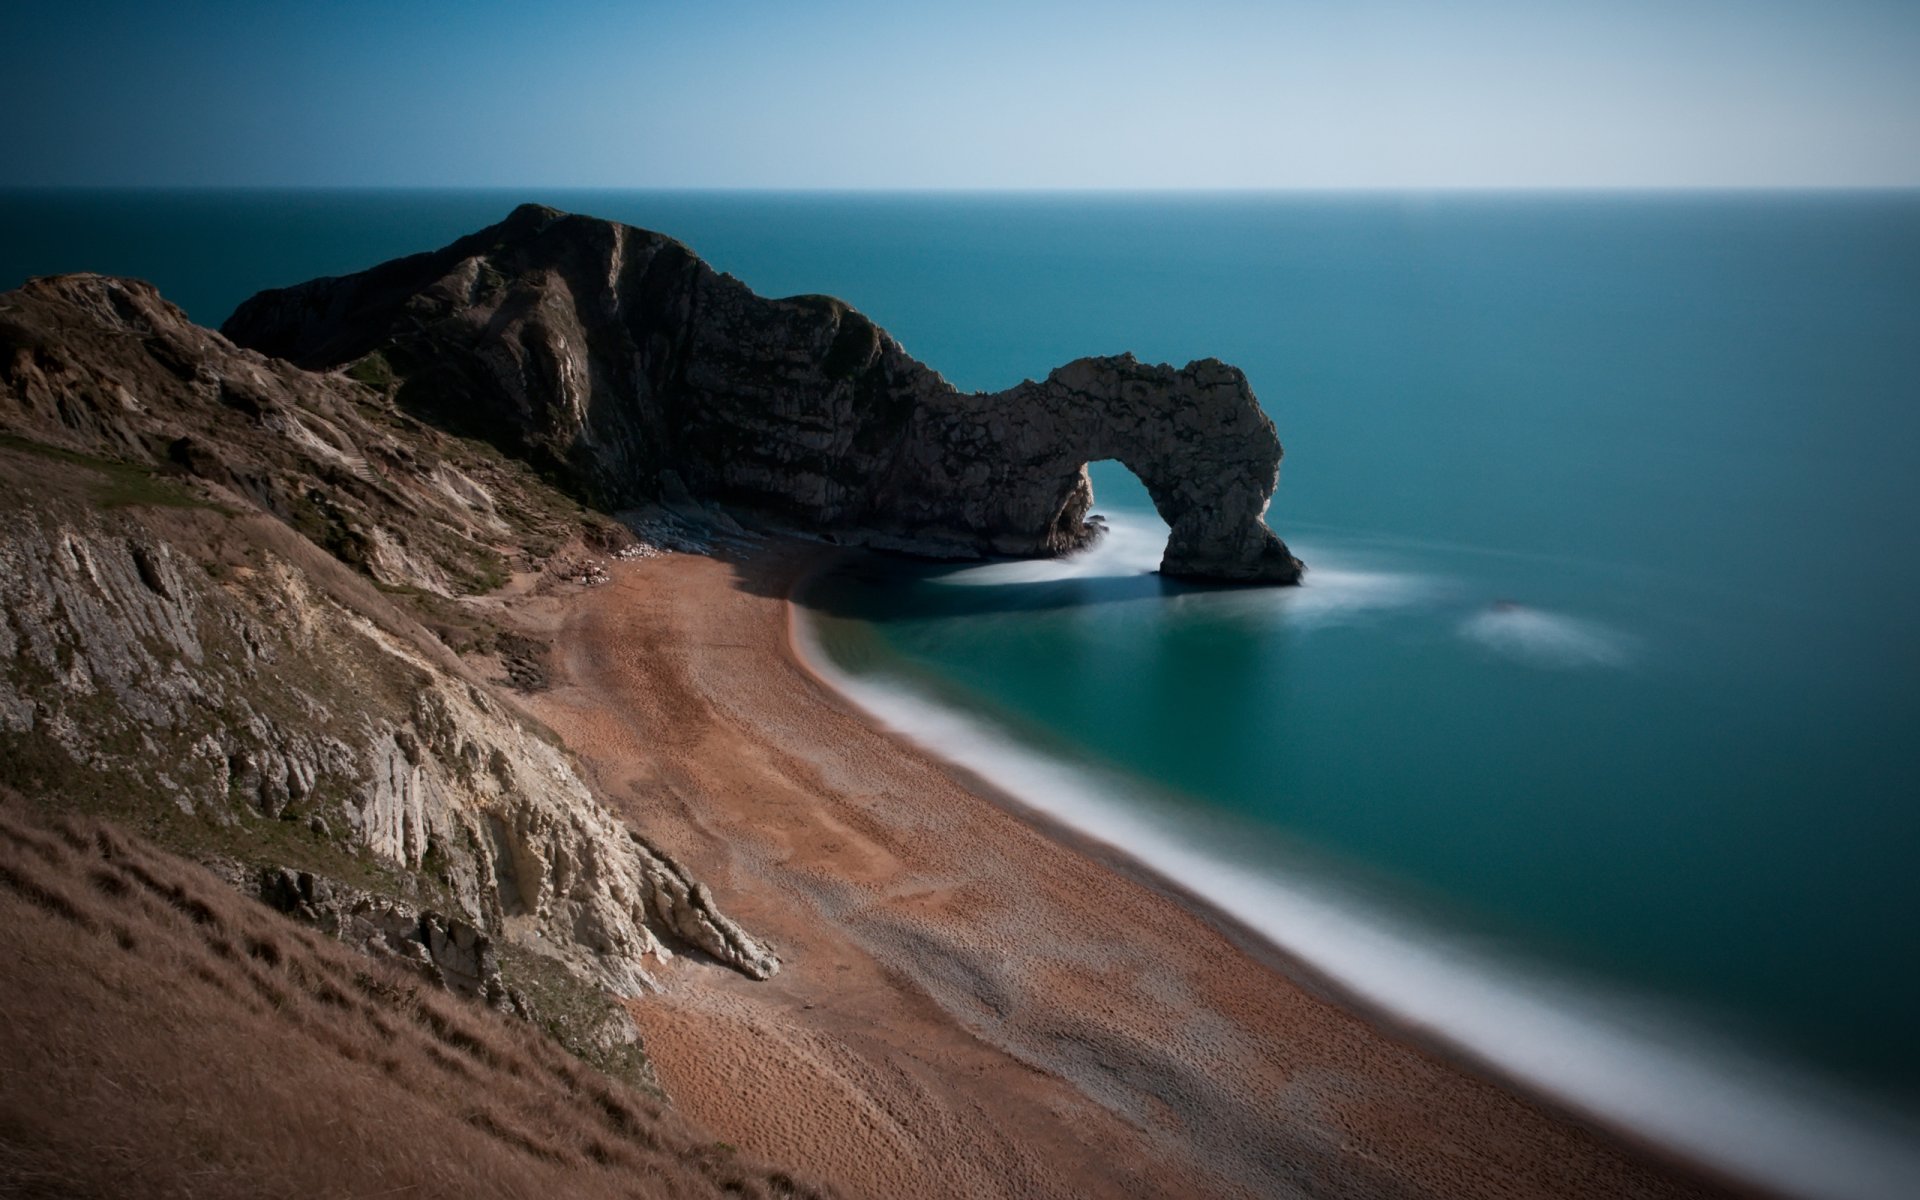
0;800;831;1200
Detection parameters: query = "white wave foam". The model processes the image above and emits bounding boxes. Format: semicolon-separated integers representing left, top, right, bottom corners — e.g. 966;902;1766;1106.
1460;604;1634;668
932;514;1168;586
793;613;1920;1200
935;515;1441;630
1259;551;1437;628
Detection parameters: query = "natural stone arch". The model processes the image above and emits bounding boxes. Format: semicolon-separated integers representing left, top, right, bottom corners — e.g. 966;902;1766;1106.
885;355;1304;583
223;205;1304;585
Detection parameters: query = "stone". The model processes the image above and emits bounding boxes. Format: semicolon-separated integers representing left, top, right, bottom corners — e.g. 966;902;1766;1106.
256;866;527;1015
1;275;780;997
223;204;1303;583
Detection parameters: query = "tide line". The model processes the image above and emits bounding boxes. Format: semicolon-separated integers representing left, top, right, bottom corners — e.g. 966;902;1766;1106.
791;603;1920;1200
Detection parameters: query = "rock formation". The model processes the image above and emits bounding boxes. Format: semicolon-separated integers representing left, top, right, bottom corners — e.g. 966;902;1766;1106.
0;230;1295;1109
256;865;528;1013
1;274;777;1024
224;204;1303;583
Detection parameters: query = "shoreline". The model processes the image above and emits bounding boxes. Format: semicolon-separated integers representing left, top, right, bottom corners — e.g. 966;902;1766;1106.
787;552;1920;1198
520;539;1754;1200
783;552;1813;1198
785;548;1920;1200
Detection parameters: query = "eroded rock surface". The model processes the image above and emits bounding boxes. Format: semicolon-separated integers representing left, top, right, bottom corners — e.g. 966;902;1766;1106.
224;204;1303;583
256;865;525;1012
0;274;778;1011
0;503;778;992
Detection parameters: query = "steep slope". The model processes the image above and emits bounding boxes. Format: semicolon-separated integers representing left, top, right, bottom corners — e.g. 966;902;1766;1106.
0;273;777;1082
223;204;1304;583
0;802;827;1199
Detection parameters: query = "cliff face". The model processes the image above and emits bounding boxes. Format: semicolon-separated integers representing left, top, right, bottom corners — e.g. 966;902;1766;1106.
0;274;776;1073
223;204;1303;583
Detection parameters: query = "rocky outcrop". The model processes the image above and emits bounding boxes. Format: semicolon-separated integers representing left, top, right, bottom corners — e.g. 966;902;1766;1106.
256;865;526;1012
1;274;779;1009
892;355;1302;581
2;273;632;598
223;204;1303;583
0;504;777;992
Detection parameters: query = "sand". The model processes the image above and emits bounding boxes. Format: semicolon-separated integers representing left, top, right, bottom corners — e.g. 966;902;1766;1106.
516;542;1749;1200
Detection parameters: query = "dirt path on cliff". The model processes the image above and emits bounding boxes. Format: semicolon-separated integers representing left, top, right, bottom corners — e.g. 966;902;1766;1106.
518;543;1744;1200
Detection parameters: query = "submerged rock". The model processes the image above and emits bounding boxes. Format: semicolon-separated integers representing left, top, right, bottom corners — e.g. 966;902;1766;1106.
224;204;1303;583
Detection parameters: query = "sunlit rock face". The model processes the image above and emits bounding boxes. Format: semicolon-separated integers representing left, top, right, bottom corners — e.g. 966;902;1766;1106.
225;204;1302;584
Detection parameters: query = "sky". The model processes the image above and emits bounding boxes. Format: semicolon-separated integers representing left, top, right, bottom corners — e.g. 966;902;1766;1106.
4;0;1918;189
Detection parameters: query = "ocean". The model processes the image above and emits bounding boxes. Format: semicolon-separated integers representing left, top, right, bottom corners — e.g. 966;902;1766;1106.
4;189;1918;1197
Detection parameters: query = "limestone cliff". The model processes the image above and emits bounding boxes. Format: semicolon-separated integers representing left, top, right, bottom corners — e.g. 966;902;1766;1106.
0;275;777;1074
223;204;1303;583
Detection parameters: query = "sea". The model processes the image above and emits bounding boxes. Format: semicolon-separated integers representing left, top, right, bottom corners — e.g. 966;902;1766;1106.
4;189;1917;1198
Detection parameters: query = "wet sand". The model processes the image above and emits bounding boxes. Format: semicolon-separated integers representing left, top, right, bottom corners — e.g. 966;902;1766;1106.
517;542;1748;1200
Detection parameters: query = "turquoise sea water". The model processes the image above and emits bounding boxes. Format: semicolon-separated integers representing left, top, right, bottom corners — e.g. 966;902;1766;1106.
5;190;1918;1193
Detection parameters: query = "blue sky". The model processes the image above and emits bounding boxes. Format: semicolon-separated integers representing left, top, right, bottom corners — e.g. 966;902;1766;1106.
5;0;1917;188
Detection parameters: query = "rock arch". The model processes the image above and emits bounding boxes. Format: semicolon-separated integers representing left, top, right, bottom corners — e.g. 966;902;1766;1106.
884;356;1303;583
222;204;1304;585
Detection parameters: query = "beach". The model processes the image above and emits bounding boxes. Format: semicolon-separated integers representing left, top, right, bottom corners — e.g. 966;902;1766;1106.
513;540;1742;1200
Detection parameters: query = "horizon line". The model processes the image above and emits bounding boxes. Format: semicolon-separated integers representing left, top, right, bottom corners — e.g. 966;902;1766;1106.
4;183;1920;196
